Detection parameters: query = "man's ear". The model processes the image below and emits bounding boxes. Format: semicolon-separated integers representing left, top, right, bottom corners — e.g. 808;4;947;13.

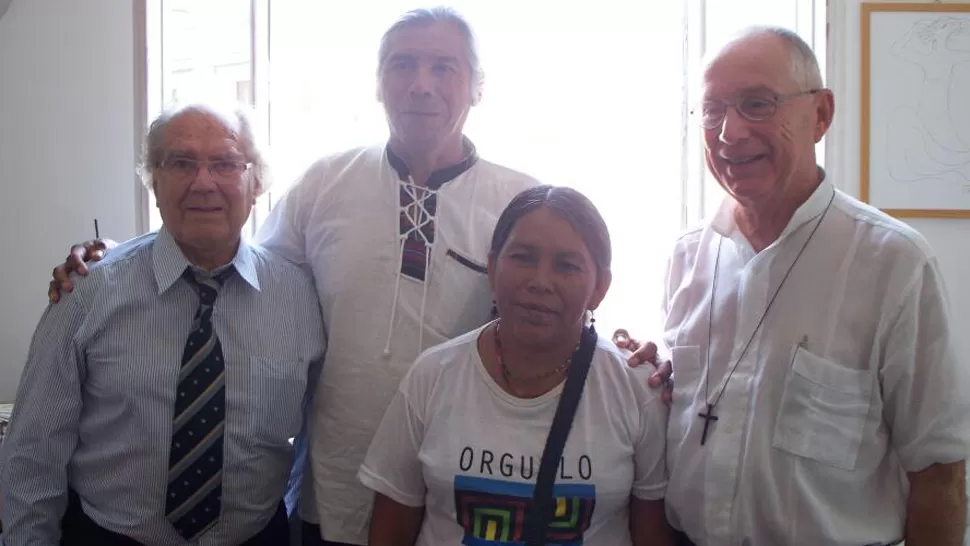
813;89;835;143
471;82;484;107
376;73;387;104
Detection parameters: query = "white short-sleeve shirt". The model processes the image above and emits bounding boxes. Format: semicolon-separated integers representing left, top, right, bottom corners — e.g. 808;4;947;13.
359;324;668;546
662;175;970;546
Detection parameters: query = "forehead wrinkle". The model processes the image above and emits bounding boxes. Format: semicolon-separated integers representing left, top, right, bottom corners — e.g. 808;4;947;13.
166;110;240;139
385;23;468;63
161;115;242;159
702;34;804;94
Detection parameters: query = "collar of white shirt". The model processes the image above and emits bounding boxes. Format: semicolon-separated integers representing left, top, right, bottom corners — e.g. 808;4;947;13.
710;167;836;245
152;226;261;295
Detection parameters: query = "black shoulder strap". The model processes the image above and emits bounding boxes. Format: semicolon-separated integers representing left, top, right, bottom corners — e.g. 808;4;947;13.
524;325;598;546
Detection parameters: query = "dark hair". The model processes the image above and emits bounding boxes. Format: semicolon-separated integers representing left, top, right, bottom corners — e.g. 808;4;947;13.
490;185;612;277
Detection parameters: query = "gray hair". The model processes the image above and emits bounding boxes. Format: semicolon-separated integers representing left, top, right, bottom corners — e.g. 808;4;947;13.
710;25;824;89
376;6;485;100
137;102;272;195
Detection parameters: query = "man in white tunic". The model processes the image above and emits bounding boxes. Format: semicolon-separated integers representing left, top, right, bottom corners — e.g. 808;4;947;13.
253;9;548;545
661;27;970;546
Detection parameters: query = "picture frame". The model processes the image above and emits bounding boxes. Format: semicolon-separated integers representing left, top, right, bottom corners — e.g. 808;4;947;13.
860;2;970;218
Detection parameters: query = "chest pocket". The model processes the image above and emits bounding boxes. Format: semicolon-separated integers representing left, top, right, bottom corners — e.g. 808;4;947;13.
772;345;873;470
248;356;308;446
426;247;492;341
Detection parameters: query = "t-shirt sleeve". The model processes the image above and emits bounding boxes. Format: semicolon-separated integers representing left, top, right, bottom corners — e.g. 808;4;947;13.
632;387;669;500
881;258;970;472
357;372;428;507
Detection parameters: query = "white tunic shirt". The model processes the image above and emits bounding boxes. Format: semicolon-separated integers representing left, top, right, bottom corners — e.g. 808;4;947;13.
256;144;539;544
662;175;970;546
358;324;668;546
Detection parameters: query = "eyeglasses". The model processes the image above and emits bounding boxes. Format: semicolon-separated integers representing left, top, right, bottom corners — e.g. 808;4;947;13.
695;89;820;130
158;157;252;183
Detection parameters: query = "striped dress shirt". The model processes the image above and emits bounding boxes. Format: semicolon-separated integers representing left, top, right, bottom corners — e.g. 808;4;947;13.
0;228;326;545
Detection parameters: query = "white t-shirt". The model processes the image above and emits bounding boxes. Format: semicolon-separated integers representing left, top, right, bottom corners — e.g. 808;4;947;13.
359;323;669;546
256;144;540;543
662;175;970;546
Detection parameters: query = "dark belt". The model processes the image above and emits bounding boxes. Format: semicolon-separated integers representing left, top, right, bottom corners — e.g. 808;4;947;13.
673;530;697;546
60;490;288;546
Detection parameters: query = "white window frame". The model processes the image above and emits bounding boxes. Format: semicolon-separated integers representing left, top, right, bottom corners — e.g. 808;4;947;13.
683;0;826;225
136;0;825;235
137;0;271;236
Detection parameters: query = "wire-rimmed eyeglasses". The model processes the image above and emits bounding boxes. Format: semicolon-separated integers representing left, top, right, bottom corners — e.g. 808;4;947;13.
694;89;820;130
158;157;253;183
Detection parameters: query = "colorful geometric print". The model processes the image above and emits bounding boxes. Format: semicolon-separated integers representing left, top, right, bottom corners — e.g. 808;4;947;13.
454;475;596;546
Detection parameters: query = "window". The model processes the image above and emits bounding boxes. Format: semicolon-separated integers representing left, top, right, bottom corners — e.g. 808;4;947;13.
145;0;823;338
145;0;255;230
687;0;827;217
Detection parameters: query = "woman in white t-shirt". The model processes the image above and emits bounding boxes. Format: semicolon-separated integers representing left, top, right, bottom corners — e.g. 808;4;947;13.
358;185;674;546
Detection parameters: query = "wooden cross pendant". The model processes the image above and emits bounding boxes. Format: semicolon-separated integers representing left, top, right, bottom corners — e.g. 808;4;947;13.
698;403;719;446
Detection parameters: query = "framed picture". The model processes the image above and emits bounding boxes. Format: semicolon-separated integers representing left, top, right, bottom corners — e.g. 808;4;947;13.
861;2;970;218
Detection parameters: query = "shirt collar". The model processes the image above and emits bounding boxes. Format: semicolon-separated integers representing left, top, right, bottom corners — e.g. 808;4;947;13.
384;136;479;190
153;227;261;295
711;167;835;241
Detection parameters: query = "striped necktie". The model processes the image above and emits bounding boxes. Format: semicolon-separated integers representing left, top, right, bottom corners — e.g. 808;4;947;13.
165;266;234;540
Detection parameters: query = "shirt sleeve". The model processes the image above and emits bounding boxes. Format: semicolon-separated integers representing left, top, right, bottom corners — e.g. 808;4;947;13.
254;176;310;266
632;386;669;500
662;252;675;323
0;294;87;545
881;257;970;472
357;375;428;508
660;237;690;355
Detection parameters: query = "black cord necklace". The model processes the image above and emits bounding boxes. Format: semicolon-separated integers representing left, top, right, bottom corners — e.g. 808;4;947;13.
698;191;835;446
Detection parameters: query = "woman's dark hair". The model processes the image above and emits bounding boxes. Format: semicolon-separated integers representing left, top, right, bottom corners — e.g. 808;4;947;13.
490;185;612;276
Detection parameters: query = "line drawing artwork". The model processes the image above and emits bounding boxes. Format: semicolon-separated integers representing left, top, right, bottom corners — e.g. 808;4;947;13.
885;16;970;187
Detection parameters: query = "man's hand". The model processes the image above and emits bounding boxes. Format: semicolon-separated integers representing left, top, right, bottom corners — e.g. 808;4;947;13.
613;329;673;404
48;238;117;303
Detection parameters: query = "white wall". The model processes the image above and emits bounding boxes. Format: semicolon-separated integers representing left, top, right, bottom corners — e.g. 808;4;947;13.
827;0;970;364
0;0;966;404
0;0;141;401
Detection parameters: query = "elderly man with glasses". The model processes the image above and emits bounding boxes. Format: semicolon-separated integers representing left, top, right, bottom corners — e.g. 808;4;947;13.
651;26;969;546
0;103;325;546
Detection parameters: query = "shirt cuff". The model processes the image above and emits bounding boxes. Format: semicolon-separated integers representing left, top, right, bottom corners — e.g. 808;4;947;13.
632;479;668;501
